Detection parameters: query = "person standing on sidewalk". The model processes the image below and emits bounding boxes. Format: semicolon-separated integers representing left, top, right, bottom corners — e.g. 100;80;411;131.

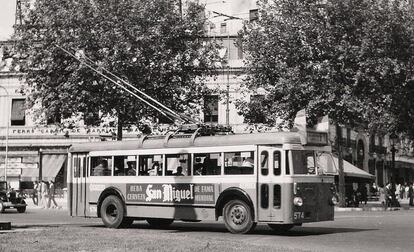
47;180;59;209
31;181;39;206
40;181;49;208
409;182;414;206
384;182;392;208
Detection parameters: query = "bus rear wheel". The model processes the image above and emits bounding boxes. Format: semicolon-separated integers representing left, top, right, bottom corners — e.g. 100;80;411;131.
100;195;129;228
146;218;174;229
223;199;256;234
268;224;294;233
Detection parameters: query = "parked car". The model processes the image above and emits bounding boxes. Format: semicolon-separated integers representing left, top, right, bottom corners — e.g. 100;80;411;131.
0;181;27;213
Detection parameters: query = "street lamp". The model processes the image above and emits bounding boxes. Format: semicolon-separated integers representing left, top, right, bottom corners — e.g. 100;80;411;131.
0;85;10;182
389;132;398;185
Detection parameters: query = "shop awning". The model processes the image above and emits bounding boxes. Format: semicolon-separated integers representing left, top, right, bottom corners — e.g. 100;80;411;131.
41;154;67;181
332;157;375;180
395;156;414;169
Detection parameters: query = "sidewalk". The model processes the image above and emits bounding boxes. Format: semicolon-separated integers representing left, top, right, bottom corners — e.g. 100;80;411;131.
26;196;67;210
335;198;414;212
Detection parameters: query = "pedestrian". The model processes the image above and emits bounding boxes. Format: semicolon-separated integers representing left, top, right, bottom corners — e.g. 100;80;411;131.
384;182;392;208
378;185;385;206
404;182;409;199
40;180;49;208
47;180;59;209
32;181;39;206
395;182;401;200
409;182;414;206
400;183;405;200
359;184;367;205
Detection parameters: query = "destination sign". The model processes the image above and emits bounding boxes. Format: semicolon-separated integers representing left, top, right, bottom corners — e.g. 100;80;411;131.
306;131;328;145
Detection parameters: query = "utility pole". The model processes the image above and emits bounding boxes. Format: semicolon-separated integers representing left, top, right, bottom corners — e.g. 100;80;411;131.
0;86;10;182
336;124;346;207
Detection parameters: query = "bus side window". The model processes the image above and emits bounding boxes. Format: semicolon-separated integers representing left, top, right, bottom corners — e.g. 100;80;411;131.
139;155;163;176
166;154;190;176
260;151;269;176
114;156;137;176
90;156;112;176
274;151;281;176
193;153;221;175
224;151;254;175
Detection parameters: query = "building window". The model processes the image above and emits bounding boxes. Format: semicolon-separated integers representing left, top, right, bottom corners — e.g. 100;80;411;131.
220;23;227;34
10;99;26;126
203;95;219;123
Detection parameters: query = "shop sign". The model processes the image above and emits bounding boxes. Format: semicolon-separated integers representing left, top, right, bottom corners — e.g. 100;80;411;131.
5;168;21;176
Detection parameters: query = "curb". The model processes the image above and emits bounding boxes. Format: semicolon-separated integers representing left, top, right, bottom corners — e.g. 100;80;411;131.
335;206;414;212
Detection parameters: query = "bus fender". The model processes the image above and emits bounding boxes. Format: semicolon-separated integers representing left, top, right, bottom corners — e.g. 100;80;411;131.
215;187;254;221
97;187;127;217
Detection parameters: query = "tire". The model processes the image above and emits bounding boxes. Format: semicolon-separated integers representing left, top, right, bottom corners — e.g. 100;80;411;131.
100;195;128;228
146;218;174;229
223;199;256;234
17;200;26;213
268;224;294;233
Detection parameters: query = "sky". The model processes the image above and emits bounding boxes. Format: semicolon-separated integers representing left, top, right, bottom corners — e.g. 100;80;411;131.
0;0;15;40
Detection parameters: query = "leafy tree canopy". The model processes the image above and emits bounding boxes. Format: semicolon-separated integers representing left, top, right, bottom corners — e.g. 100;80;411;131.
15;0;220;137
239;0;414;137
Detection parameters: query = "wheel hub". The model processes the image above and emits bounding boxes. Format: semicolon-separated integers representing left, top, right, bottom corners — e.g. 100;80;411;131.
230;206;246;225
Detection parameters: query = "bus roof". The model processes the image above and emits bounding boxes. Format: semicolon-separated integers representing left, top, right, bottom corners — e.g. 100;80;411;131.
68;131;304;153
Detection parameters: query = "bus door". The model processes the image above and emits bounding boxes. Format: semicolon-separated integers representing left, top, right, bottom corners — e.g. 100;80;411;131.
257;147;283;222
71;154;88;217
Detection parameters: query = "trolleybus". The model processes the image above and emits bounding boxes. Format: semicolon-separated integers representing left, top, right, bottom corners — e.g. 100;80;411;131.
68;130;337;234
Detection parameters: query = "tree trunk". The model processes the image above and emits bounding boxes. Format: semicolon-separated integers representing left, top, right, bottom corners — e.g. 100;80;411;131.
336;124;346;207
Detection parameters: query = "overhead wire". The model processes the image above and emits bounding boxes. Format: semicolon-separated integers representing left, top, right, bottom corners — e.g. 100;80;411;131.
56;45;181;124
71;47;195;123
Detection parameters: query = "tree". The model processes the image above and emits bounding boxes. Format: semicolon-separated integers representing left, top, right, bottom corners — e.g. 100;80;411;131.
239;0;414;206
15;0;220;139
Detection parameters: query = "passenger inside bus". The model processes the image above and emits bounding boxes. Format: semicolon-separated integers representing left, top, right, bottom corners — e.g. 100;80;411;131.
242;157;254;167
93;160;109;176
173;166;184;176
194;157;203;175
126;161;136;176
148;162;161;176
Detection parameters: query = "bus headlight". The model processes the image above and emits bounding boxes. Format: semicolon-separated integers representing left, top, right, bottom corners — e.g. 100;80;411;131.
330;196;338;205
293;197;303;206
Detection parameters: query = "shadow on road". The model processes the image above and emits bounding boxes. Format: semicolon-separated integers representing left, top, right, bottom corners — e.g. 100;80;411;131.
82;221;378;236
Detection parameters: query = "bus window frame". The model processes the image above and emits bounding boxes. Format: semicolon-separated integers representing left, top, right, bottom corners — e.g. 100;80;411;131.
193;152;223;176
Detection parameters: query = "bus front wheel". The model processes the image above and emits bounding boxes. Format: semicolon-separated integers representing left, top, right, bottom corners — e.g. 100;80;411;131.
223;199;256;234
100;195;129;228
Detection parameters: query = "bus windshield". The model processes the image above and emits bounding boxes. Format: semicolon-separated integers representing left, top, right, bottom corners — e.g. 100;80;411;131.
291;150;335;175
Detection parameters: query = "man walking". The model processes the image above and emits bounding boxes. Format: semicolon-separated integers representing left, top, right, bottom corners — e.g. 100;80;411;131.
47;180;59;209
384;182;392;209
409;182;414;206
